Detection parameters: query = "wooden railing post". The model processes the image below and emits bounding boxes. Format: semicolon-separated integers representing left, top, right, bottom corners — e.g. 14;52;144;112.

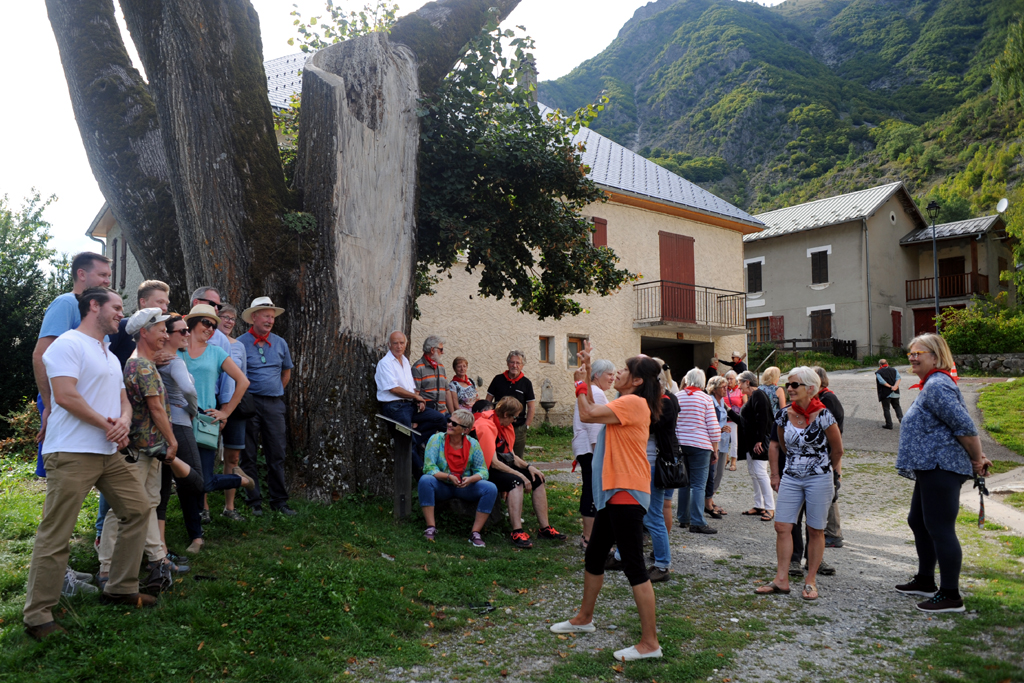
375;414;420;521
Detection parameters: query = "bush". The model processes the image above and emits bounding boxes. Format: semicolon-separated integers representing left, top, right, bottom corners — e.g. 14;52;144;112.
532;421;572;438
0;397;40;464
940;304;1024;354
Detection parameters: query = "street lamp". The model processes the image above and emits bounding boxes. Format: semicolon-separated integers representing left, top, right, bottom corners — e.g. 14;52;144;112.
927;200;941;331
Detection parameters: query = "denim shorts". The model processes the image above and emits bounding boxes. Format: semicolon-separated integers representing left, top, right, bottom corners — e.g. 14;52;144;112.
222;417;247;450
775;473;834;530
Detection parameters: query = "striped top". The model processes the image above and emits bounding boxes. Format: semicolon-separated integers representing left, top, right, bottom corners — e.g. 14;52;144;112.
412;356;448;414
674;389;722;450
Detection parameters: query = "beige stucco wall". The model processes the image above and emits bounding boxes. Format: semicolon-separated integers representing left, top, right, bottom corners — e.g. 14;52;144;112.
412;199;749;424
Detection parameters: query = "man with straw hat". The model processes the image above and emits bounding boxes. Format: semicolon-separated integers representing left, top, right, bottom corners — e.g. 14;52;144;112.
239;297;295;516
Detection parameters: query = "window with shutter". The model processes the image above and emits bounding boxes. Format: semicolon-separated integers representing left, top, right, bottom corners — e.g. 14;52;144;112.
811;251;828;284
592;217;607;247
747;262;762;293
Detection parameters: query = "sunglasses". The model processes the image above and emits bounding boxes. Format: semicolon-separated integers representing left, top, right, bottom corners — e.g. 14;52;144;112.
197;298;223;311
196;318;216;329
171;327;190;336
258;346;267;363
785;382;807;390
447;417;470;429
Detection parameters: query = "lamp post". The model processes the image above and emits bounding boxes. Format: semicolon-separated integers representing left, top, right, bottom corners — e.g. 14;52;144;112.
927;200;941;331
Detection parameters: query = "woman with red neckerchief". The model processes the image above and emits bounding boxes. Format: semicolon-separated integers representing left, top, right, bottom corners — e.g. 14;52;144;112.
893;334;991;614
446;356;479;413
757;366;843;601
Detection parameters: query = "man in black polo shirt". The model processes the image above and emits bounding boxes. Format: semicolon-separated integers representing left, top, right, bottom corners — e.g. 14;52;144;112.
485;350;535;460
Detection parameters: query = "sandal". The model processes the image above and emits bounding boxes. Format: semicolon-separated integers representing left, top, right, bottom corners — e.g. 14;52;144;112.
714;506;727;516
755;581;790;595
802;583;819;601
742;508;765;516
760;510;775;521
704;507;723;519
728;464;737;471
579;536;589;551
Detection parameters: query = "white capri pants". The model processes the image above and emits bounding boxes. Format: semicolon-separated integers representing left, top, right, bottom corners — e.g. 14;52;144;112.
774;472;834;529
746;458;775;511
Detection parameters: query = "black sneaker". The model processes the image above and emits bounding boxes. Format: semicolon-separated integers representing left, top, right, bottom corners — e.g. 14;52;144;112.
538;525;567;540
818;560;836;576
688;525;717;534
789;560;804;577
825;537;844;548
647;566;671;583
895;575;938;597
273;504;298;516
199;509;212;525
510;530;533;549
916;590;965;613
250;505;263;518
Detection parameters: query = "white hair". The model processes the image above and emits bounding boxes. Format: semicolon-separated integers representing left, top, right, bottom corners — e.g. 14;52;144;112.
422;335;445;354
683;367;706;389
787;366;821;396
591;359;614;379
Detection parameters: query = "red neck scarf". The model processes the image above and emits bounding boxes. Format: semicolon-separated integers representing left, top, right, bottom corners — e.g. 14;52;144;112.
425;356;439;369
879;362;889;368
504;371;525;384
818;387;835;396
790;398;826;420
684;386;703;395
249;329;271;346
452;375;471;386
910;369;956;390
444;435;470;479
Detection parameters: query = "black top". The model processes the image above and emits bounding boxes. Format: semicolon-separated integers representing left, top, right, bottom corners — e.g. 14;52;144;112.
819;390;845;434
719;358;748;374
651;393;680;458
706;365;718;379
107;318;136;370
737;388;773;461
875;366;898;402
486;373;535;428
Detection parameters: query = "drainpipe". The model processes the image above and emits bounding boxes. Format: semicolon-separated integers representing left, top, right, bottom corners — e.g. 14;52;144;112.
87;233;106;256
863;217;872;357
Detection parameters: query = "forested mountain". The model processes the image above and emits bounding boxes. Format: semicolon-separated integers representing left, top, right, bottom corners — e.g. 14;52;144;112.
538;0;1024;223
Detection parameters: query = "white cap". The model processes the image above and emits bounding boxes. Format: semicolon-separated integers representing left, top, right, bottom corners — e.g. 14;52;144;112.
126;307;170;336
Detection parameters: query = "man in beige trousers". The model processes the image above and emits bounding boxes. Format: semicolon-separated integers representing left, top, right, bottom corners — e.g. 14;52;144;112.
24;287;154;641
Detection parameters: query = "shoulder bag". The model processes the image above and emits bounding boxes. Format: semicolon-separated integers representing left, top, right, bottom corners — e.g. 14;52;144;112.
654;445;688;489
193;412;221;450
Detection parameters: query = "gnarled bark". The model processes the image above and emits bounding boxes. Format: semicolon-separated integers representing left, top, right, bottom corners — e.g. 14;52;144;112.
44;0;186;308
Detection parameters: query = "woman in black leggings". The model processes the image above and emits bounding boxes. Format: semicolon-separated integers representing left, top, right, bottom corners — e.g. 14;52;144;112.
895;334;991;613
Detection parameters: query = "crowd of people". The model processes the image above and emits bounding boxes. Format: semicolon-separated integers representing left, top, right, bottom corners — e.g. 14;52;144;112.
24;252;295;640
24;251;994;652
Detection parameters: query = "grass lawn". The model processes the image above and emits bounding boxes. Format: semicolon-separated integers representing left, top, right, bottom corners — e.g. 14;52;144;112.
522;423;574;463
978;380;1024;457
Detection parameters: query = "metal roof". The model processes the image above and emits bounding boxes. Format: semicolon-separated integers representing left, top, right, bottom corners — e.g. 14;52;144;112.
745;181;913;242
262;52;761;229
899;215;1005;245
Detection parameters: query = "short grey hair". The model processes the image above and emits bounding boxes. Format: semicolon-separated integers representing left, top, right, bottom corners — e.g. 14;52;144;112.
422;335;445;354
878;358;888;367
506;350;526;364
450;408;474;429
683;367;706;389
591;359;614;379
788;366;821;396
706;375;728;393
737;370;758;385
191;286;219;303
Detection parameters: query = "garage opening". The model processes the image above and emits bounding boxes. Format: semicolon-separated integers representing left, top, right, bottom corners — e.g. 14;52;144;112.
639;337;715;385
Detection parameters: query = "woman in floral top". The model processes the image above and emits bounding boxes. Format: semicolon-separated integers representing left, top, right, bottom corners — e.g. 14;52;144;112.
894;334;991;614
446;356;479;412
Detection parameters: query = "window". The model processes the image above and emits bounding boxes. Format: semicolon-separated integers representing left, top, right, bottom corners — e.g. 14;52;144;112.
592;217;607;247
999;257;1008;283
538;336;553;364
746;317;770;342
567;336;586;367
811;251;828;284
747;261;762;293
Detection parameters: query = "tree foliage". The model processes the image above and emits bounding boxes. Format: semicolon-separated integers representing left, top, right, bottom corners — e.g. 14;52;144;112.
0;192;69;437
993;16;1024;107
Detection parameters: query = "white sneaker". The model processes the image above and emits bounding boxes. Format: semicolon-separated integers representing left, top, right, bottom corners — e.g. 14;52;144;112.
61;567;99;597
550;619;596;633
612;645;662;661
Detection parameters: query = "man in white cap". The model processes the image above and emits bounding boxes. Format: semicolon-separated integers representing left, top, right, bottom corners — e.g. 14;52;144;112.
239;296;295;516
717;351;748;375
24;288;154;641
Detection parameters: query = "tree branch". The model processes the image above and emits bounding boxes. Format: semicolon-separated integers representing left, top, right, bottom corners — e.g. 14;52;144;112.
45;0;186;306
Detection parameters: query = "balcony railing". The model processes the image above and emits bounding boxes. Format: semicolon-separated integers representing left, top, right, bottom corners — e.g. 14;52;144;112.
634;280;747;329
906;272;989;302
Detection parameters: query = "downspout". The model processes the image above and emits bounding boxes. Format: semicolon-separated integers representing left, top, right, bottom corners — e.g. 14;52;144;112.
87;232;106;256
863;217;872;358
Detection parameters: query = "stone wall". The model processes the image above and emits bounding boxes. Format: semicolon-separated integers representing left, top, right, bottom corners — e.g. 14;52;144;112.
954;353;1024;374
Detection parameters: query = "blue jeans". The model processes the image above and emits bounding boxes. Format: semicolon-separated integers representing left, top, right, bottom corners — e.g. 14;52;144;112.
677;446;711;527
642;463;671;569
199;447;242;493
417;475;498;515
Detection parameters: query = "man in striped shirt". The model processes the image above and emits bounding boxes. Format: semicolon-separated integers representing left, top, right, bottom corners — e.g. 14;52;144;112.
412;335;448;414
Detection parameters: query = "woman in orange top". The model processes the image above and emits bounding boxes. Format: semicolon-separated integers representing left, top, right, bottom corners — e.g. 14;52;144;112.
551;341;665;662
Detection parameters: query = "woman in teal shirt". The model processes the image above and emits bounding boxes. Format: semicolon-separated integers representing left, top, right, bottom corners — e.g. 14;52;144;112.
179;305;253;529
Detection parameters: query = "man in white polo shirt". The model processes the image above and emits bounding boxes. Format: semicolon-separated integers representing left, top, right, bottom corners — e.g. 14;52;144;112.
376;330;436;470
23;287;154;641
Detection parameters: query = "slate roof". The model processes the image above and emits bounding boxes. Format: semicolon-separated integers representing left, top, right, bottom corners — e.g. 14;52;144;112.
262;52;762;229
899;215;1005;245
745;181;917;242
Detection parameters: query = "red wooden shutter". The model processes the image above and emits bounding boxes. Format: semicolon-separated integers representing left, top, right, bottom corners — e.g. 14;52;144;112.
891;310;903;348
659;232;696;323
592;217;607;247
769;315;784;341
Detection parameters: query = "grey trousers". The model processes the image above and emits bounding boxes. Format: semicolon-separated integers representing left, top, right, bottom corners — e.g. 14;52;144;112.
242;395;289;509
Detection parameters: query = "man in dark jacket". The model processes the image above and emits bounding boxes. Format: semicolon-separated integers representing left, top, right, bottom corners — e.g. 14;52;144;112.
875;359;903;430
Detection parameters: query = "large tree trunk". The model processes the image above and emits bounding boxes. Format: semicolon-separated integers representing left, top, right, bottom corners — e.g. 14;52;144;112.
45;0;187;307
48;0;519;501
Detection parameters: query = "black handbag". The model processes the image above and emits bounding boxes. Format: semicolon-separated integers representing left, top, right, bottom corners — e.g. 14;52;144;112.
230;390;257;421
654;447;688;489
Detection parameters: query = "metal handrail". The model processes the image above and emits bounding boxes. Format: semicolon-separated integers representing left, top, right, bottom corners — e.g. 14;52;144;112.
634;280;747;329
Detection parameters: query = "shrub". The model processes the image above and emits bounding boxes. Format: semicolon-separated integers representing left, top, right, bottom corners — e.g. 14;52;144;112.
940;304;1024;354
0;398;40;464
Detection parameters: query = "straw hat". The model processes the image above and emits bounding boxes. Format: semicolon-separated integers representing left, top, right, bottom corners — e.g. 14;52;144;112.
184;303;221;326
242;296;286;324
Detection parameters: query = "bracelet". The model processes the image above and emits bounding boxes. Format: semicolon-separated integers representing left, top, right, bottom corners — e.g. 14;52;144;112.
574;380;585;387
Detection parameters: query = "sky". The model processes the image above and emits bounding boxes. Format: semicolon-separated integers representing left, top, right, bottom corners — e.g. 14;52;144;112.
0;0;782;258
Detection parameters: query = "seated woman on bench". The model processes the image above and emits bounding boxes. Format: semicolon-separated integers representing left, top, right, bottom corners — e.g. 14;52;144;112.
418;409;498;548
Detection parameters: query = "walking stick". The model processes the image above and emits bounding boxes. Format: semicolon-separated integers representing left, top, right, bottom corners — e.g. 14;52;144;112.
974;475;990;528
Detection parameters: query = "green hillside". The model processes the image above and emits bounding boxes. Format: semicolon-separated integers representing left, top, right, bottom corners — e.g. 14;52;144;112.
538;0;1024;225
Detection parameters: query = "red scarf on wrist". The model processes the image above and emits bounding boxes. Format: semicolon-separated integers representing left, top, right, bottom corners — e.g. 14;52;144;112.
910;369;957;390
504;371;525;384
684;386;703;395
790;398;826;420
249;329;272;346
444;435;470;480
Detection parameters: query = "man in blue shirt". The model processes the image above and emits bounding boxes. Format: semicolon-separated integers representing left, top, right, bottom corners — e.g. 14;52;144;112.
239;296;295;517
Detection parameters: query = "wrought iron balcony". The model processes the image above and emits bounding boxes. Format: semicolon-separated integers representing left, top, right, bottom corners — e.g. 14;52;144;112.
634;280;747;333
906;272;988;302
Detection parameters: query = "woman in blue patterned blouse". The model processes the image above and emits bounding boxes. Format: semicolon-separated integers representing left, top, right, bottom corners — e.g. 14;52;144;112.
895;334;991;614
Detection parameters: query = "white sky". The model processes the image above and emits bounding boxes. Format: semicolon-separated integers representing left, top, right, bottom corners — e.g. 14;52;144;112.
0;0;781;258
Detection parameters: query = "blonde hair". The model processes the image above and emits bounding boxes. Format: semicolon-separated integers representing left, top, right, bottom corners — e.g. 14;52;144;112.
787;366;821;396
908;333;955;370
651;356;679;393
706;376;728;393
760;366;781;386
